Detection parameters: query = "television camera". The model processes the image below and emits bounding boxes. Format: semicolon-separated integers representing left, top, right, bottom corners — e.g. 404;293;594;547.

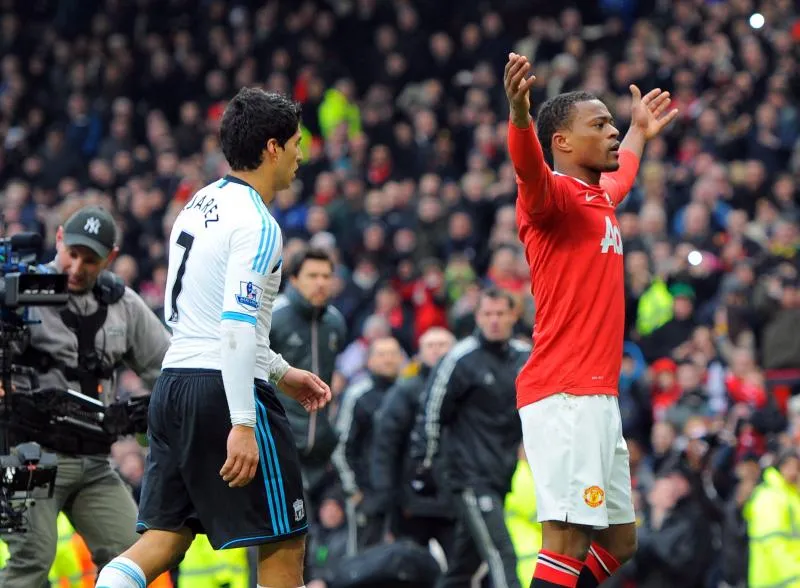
0;232;149;534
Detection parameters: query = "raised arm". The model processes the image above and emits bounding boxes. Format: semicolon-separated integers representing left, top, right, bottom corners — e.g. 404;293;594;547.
505;53;563;216
603;85;679;206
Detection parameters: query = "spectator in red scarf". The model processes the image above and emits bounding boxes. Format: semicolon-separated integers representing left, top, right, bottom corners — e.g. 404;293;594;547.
725;347;768;409
651;358;683;422
409;258;448;346
367;144;393;187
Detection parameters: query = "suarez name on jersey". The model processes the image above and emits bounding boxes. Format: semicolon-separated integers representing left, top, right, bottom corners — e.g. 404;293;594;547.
508;121;640;409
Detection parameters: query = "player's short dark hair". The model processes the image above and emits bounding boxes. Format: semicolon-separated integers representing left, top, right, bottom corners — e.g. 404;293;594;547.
219;87;301;171
478;286;516;310
289;247;334;278
536;91;599;162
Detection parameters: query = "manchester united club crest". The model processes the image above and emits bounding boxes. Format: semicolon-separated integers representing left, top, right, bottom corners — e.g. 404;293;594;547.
583;485;605;508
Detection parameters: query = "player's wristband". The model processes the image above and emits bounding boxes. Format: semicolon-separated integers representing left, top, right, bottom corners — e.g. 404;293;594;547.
268;355;291;384
230;411;257;427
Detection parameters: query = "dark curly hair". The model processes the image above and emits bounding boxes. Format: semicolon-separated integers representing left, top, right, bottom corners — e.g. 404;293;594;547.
535;91;598;163
219;87;302;171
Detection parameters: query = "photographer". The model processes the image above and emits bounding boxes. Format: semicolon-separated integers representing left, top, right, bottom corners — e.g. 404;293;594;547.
0;206;170;588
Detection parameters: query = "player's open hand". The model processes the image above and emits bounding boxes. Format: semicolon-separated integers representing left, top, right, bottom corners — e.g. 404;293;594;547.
277;367;332;412
504;53;536;125
629;85;679;140
220;425;259;488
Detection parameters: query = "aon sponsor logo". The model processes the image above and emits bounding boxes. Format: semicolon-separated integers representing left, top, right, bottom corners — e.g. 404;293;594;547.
600;216;623;255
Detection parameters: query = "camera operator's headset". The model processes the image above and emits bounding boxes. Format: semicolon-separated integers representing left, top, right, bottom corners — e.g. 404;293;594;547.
17;270;126;400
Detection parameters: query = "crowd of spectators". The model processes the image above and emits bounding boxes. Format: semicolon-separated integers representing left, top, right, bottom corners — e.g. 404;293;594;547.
1;0;799;585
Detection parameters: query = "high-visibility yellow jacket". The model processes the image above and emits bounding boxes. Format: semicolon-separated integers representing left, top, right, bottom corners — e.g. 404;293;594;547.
48;514;173;588
0;514;176;588
0;515;90;586
0;538;8;569
178;534;248;588
635;278;673;337
744;467;800;588
318;88;362;140
504;459;542;588
49;513;95;588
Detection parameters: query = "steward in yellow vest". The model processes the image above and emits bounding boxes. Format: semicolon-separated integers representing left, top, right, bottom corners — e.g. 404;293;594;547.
744;450;800;588
178;534;249;588
504;452;543;588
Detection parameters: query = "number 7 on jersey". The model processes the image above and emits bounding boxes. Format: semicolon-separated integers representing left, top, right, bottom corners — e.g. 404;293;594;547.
169;230;195;323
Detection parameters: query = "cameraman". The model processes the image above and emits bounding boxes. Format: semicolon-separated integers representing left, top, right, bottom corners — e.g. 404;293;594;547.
0;206;170;588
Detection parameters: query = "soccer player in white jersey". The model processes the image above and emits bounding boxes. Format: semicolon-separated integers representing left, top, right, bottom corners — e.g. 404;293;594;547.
97;88;331;588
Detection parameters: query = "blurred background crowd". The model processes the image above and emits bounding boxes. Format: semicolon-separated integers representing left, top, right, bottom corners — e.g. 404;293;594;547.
1;0;799;586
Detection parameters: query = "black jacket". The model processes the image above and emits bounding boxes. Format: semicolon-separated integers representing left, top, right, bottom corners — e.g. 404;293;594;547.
332;373;397;496
422;334;531;495
371;364;454;519
307;522;349;583
271;287;347;491
630;496;716;588
719;497;749;587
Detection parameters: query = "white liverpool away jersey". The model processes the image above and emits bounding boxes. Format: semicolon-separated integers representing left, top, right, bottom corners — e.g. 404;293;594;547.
162;175;284;380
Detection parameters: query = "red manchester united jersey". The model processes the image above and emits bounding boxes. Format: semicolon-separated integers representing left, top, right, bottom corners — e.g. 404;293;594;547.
508;121;640;409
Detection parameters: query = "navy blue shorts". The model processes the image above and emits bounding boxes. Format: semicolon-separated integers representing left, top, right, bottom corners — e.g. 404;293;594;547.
137;369;308;549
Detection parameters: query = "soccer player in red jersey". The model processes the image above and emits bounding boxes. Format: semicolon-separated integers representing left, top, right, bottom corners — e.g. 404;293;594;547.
504;52;679;588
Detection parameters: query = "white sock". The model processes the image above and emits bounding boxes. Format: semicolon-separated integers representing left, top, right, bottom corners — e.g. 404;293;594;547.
95;556;147;588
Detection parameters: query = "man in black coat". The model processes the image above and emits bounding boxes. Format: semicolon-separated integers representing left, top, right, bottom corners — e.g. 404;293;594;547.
420;288;531;588
332;336;405;553
371;326;457;556
605;464;716;588
271;247;347;515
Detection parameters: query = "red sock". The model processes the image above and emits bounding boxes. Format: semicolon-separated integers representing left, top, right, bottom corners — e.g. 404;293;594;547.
578;542;621;586
532;549;584;587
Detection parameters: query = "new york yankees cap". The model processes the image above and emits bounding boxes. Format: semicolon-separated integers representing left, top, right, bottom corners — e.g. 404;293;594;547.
62;206;118;259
